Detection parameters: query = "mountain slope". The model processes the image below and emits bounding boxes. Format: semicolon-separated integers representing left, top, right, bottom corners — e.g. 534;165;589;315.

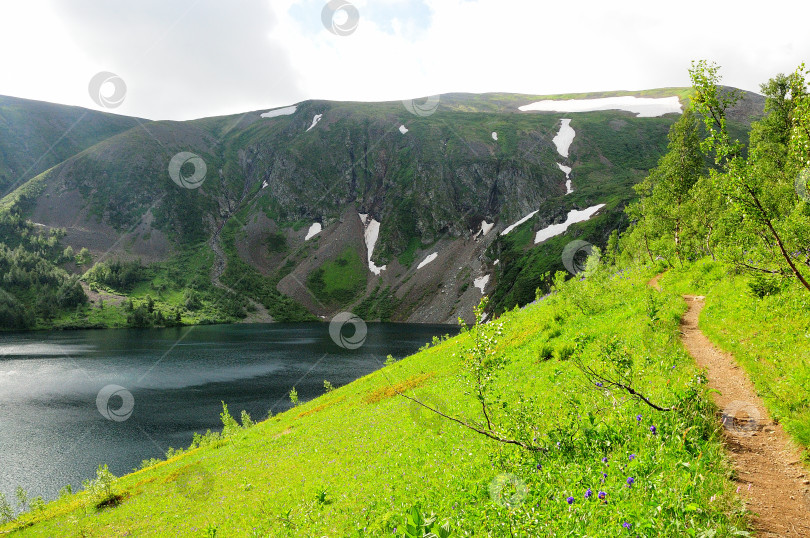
0;89;765;327
0;265;753;536
0;95;145;196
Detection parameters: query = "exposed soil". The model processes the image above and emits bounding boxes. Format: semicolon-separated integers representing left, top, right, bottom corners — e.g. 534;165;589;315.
680;294;810;536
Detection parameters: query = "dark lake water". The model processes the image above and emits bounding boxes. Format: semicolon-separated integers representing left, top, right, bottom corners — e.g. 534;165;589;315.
0;322;457;502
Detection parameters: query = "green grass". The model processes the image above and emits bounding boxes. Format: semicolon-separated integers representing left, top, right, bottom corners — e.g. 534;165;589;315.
307;247;367;305
662;259;810;453
2;265;751;536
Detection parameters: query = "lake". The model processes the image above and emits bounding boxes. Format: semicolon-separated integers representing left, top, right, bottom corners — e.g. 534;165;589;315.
0;322;457;502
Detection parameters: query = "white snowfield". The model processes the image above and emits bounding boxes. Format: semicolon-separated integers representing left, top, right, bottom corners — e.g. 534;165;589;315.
260;105;297;118
306;114;323;132
501;210;539;235
417;252;438;269
359;213;387;275
399;125;409;134
474;275;490;294
519;96;682;117
480;220;494;236
557;163;573;195
492;132;498;141
534;204;606;244
553;119;575;158
304;222;321;241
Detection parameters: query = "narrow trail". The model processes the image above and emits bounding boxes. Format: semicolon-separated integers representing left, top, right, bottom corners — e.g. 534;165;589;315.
649;274;810;535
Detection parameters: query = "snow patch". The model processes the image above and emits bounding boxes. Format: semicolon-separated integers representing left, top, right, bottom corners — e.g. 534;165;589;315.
518;96;682;118
552;119;575;158
399;125;409;134
491;131;498;141
500;210;539;235
493;259;500;265
557;163;573;195
261;180;269;189
417;252;438;269
306;114;323;132
359;213;387;275
534;204;606;244
304;222;322;241
474;275;490;294
481;220;494;236
260;105;297;118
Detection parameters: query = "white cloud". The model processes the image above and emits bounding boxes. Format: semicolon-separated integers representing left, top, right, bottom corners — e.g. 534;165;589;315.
1;0;808;120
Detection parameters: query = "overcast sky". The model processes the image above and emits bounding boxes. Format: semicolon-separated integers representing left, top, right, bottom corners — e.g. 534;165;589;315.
1;0;807;121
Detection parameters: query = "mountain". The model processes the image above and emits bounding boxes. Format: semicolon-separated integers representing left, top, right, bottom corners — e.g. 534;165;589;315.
0;95;144;196
0;89;765;328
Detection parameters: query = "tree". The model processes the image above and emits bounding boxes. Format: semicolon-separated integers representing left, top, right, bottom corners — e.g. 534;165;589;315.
625;109;705;265
690;61;810;291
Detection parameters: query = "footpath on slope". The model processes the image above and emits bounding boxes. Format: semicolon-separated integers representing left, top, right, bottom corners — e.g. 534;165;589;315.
649;273;810;536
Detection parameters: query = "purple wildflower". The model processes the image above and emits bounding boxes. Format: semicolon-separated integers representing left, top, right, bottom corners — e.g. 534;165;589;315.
650;425;657;435
536;463;542;470
595;382;603;387
598;491;606;500
636;414;642;422
585;488;593;499
629;454;636;461
623;522;632;529
566;496;574;505
602;457;608;464
626;477;635;487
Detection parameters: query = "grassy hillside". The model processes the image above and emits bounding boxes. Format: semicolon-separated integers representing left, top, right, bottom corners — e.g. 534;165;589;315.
0;95;143;195
1;264;754;536
663;260;810;450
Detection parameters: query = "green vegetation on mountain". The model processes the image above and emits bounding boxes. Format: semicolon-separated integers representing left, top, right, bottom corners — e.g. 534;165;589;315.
0;95;143;195
307;246;367;305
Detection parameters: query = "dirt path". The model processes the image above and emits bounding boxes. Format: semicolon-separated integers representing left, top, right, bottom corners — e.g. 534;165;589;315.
680;294;810;536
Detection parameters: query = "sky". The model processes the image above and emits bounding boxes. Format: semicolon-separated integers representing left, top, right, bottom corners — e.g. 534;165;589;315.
0;0;808;121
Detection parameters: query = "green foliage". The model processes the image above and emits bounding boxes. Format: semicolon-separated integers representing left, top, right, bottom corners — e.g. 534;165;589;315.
0;493;12;524
289;387;299;407
82;465;118;509
306;247;367;305
399;505;451;538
